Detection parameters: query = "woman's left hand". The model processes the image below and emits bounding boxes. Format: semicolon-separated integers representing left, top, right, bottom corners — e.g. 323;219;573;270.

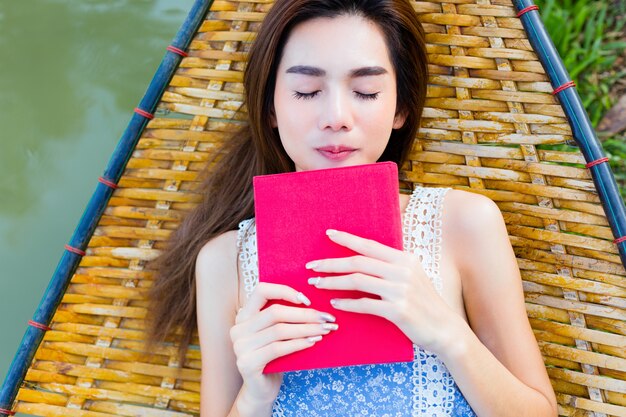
305;228;461;354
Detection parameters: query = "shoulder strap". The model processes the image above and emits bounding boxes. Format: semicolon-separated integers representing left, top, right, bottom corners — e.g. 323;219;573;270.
405;187;457;415
236;218;258;303
402;186;451;296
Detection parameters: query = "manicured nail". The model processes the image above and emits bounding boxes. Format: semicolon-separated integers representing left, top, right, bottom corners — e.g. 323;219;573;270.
307;335;323;343
308;277;321;286
320;312;336;323
297;292;311;306
330;299;339;308
305;261;320;269
321;323;339;331
326;229;338;237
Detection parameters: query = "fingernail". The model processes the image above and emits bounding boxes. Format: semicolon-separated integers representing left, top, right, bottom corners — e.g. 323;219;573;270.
321;323;339;331
330;299;339;308
305;261;320;270
308;277;321;286
326;229;337;237
297;292;311;306
307;335;323;343
320;312;336;322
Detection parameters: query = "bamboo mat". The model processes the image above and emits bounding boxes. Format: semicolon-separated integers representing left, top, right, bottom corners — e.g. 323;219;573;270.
9;1;626;416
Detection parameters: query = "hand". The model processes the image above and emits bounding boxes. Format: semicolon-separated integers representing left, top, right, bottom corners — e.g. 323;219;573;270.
230;282;339;404
305;229;458;354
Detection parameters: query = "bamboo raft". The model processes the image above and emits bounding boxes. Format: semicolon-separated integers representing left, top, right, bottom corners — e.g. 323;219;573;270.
1;0;626;416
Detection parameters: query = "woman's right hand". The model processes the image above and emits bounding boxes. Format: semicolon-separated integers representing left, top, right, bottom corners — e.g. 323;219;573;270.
229;282;338;407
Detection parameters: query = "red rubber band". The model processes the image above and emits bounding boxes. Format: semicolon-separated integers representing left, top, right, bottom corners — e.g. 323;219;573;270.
166;45;188;57
585;157;609;168
517;5;539;17
614;236;626;244
64;245;86;257
553;81;576;95
98;176;118;189
0;407;16;416
28;320;51;332
134;108;154;120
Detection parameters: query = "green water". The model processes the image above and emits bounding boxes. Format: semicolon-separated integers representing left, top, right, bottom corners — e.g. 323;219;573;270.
0;1;195;414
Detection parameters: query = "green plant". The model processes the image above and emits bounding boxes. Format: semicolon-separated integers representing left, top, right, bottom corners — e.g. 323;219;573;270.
536;0;626;126
603;135;626;198
533;0;626;198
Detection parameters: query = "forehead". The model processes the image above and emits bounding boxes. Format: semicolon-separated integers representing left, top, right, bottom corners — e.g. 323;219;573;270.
278;14;394;74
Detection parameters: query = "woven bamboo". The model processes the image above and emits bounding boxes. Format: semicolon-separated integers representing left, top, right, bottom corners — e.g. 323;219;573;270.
2;0;626;416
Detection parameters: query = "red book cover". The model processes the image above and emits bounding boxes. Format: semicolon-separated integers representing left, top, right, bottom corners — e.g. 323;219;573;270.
253;161;413;373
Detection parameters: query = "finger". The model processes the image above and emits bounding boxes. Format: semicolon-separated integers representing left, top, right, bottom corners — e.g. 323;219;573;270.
306;254;394;279
238;283;311;323
237;336;322;377
324;229;404;264
246;321;339;352
247;304;336;333
252;336;324;371
330;297;394;321
231;304;336;341
308;273;395;298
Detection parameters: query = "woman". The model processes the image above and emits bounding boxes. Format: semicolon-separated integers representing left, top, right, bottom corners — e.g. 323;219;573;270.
146;1;558;416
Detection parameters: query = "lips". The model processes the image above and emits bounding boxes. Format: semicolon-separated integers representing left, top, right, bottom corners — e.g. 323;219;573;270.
316;145;357;161
316;146;357;153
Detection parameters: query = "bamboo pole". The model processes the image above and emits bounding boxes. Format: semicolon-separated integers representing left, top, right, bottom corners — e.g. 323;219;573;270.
512;0;626;267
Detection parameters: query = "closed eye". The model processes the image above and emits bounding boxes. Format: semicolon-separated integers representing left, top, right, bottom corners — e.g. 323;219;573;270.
292;91;380;101
355;91;379;100
293;91;320;100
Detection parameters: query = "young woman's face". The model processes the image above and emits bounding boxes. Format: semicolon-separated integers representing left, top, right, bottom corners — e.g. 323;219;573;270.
273;14;406;172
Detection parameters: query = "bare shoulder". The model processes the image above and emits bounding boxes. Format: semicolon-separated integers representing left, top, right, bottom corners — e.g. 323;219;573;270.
442;189;502;232
196;230;239;315
441;189;509;272
196;230;239;275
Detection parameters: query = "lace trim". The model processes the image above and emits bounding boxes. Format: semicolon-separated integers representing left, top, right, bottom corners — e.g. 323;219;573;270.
404;186;453;417
236;218;258;299
272;398;285;417
402;186;448;294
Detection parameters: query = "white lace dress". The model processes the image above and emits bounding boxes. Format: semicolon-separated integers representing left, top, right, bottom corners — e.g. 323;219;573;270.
236;186;477;416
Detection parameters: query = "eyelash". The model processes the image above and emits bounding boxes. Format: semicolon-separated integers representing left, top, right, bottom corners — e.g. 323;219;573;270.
292;91;380;101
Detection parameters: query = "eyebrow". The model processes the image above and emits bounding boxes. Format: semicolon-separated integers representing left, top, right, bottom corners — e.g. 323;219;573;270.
285;65;388;78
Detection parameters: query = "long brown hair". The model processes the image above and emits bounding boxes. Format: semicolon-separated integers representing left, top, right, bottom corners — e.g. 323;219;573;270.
145;0;429;366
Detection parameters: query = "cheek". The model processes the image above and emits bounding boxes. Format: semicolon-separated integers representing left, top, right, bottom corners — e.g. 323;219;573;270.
359;100;398;155
273;79;291;123
274;83;304;121
357;88;397;118
275;101;313;135
360;99;398;132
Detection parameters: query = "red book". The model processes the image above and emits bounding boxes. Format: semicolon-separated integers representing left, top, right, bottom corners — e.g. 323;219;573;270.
253;161;413;373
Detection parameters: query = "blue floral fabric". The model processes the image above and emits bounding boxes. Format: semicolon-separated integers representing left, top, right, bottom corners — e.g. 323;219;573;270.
272;351;477;416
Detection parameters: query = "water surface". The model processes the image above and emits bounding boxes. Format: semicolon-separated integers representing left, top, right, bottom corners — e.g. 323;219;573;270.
0;2;195;414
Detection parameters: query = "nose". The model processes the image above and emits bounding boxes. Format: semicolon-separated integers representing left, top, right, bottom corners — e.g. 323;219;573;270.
318;89;354;132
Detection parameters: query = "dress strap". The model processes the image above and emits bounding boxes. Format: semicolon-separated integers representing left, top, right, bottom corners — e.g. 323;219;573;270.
402;186;451;296
236;218;259;300
403;186;455;417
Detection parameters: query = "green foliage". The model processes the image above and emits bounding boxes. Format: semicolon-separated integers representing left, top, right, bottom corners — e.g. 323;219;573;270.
535;0;626;197
535;0;626;126
603;136;626;198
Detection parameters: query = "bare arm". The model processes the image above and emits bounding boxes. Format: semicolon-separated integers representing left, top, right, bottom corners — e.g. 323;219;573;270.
196;231;337;417
440;190;558;417
196;231;251;416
